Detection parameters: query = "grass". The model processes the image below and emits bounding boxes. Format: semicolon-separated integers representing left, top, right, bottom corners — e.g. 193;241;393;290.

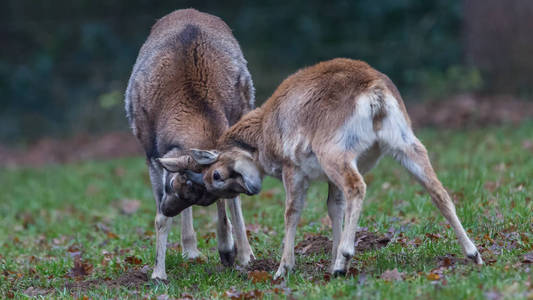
1;121;532;299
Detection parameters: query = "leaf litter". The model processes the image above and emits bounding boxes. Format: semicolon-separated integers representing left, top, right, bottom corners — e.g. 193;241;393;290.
65;265;150;291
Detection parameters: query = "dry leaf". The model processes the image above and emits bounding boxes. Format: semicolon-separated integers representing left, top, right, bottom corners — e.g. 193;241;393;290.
178;292;194;299
248;270;271;283
260;189;277;199
125;256;142;265
202;232;216;244
107;231;119;239
68;256;93;278
381;268;404;281
441;257;453;268
426;272;440;281
224;287;263;300
425;233;442;241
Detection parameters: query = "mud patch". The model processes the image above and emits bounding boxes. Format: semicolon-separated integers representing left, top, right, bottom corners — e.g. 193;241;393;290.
65;267;150;292
354;230;391;252
295;235;331;255
435;254;469;268
246;258;278;272
295;230;391;256
298;259;330;276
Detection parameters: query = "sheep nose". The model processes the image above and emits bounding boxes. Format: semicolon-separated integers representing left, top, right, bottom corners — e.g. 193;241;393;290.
244;181;261;195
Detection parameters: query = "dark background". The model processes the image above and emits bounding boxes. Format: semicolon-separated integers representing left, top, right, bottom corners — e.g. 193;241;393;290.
2;0;532;145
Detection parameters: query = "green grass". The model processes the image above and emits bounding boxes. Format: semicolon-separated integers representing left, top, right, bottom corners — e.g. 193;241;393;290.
1;122;532;299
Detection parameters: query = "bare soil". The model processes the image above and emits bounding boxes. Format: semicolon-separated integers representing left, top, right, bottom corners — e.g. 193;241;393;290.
64;267;150;292
245;230;391;279
246;258;278;272
295;230;391;256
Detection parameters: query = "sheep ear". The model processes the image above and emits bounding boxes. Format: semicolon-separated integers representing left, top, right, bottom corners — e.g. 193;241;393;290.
156;157;183;172
189;149;219;165
156;155;199;172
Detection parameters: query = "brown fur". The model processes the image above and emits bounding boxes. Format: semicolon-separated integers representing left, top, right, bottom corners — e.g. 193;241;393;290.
124;9;256;280
219;58;390;161
126;9;254;159
190;58;482;278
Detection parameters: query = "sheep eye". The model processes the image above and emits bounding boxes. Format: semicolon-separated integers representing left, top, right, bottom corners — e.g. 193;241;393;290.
213;170;221;181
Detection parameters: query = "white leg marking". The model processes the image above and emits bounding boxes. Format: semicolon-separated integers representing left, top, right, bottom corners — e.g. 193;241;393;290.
327;183;345;271
274;169;308;280
228;196;255;266
180;207;202;259
332;162;366;275
379;93;482;264
152;214;172;280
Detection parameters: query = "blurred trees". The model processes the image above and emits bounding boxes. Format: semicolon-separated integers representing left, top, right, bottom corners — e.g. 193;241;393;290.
464;0;533;96
0;0;531;144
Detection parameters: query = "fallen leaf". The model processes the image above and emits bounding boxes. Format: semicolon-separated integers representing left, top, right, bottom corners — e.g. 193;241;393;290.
346;267;358;278
17;212;35;229
192;256;206;264
118;199;141;215
259;189;277;199
107;231;119;239
202;232;216;244
248;270;271;283
224;287;263;300
381;268;404;281
125;256;142;265
427;272;440;281
68;256;93;278
67;245;80;253
425;233;442;241
178;293;194;300
67;245;81;258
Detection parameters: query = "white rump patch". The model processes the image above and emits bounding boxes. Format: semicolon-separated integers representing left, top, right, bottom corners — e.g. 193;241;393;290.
334;92;378;153
378;93;425;181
